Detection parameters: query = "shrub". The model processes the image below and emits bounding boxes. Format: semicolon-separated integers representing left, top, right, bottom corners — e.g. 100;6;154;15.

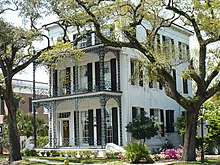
46;150;51;157
80;150;93;158
105;151;120;159
25;149;30;156
51;150;59;157
29;149;37;156
91;151;99;158
37;136;49;148
66;150;77;157
40;151;46;157
124;141;153;163
160;139;175;151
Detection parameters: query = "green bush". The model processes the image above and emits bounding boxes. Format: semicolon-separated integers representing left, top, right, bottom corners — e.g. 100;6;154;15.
37;136;49;148
105;151;120;159
92;151;99;158
66;150;77;157
29;149;37;156
51;150;60;157
124;141;153;163
80;150;93;158
25;149;30;156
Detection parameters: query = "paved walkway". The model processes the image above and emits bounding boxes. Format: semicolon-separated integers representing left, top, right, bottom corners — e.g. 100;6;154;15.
28;158;175;165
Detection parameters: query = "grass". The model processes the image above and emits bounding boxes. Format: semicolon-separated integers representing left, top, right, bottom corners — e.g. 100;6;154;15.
36;156;125;164
170;155;220;165
1;154;220;164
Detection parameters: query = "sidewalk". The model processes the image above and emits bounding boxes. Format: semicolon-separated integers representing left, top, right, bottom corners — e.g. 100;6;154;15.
28;158;175;165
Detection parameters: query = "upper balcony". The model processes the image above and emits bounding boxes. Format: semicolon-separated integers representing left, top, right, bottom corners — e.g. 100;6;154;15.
53;80;120;97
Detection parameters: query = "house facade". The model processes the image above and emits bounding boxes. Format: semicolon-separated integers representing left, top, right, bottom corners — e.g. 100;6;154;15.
33;23;193;150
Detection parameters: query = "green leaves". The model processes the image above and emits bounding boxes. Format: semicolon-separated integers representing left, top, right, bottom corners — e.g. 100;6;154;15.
126;113;158;140
39;41;85;69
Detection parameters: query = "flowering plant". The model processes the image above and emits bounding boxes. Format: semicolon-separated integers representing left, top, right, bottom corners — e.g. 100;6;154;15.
161;145;183;160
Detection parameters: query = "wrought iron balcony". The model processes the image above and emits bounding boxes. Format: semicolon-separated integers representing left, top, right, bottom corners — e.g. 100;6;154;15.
52;80;119;97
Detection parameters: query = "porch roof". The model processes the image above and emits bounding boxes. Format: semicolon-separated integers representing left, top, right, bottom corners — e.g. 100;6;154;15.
32;91;122;103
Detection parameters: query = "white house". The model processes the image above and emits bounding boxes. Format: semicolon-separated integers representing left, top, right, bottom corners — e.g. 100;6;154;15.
33;22;193;150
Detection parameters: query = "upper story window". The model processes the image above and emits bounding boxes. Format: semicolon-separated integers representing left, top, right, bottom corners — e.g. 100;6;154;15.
130;59;143;87
149;80;163;90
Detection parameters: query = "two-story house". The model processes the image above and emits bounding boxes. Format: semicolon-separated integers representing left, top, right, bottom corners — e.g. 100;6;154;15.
33;22;193;150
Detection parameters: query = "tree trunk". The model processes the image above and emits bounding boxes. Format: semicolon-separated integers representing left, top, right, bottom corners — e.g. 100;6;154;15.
4;77;22;161
7;109;21;161
183;109;199;161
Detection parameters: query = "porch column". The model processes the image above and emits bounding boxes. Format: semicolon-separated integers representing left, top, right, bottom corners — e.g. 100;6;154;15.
99;48;105;91
52;102;57;147
48;103;53;147
100;96;107;147
74;99;80;146
118;100;123;146
116;51;121;91
49;68;52;97
74;61;79;93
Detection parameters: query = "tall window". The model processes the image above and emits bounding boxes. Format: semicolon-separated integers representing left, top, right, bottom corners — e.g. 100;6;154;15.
130;59;143;87
150;108;164;136
132;107;144;121
166;110;174;133
178;42;183;60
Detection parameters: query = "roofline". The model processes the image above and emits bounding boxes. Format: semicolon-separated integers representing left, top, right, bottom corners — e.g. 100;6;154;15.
12;78;48;85
172;23;194;35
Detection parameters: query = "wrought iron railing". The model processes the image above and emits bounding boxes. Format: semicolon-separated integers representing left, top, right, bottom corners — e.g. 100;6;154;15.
52;80;119;97
55;136;114;147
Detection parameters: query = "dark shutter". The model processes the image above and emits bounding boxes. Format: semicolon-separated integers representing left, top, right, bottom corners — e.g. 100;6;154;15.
130;60;135;85
183;79;188;94
86;34;92;46
110;58;117;91
112;107;118;144
159;82;163;90
149;81;153;88
95;61;100;91
53;70;58;96
150;109;154;116
140;108;145;122
132;107;137;121
29;97;32;113
160;109;165;136
178;42;182;59
171;38;175;54
162;35;166;52
157;34;160;52
73;66;76;92
74;111;78;146
139;70;143;87
0;99;4;115
173;69;176;89
96;109;102;145
140;108;145;117
88;110;94;145
87;63;93;91
66;67;71;94
166;110;174;133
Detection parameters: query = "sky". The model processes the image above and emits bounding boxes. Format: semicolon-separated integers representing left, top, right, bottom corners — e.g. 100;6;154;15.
2;10;57;83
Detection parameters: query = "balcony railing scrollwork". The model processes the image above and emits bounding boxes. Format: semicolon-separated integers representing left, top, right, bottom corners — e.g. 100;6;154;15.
53;80;119;97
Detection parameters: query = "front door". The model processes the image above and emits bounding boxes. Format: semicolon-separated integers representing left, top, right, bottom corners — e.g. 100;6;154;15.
63;120;69;146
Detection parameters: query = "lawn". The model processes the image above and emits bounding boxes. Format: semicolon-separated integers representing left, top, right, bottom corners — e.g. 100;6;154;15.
170;155;220;165
1;154;220;164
